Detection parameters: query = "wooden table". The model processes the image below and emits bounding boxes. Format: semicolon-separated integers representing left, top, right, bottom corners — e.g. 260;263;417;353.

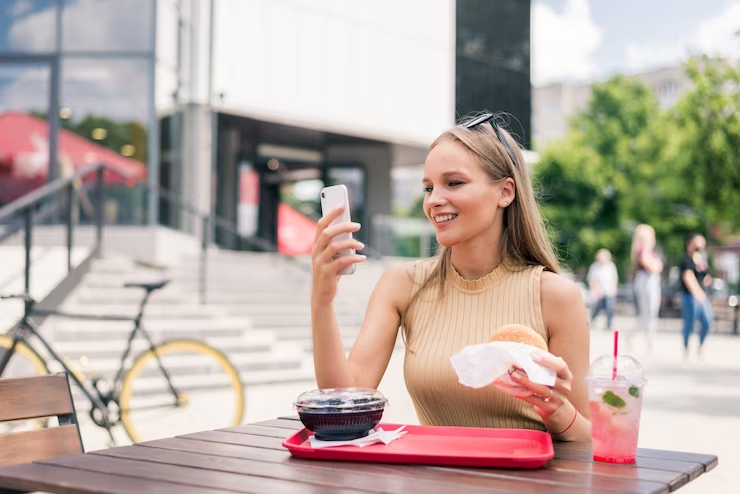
0;417;717;494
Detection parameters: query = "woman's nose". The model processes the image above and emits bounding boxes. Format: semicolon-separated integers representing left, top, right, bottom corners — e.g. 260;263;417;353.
427;189;447;207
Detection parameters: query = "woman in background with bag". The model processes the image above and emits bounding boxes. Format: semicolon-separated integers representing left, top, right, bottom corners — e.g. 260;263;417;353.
630;224;663;352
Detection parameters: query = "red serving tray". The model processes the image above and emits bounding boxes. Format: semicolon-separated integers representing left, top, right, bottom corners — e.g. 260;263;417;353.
282;423;554;469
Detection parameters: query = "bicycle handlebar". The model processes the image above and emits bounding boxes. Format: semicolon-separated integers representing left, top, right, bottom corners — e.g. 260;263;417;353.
0;293;33;302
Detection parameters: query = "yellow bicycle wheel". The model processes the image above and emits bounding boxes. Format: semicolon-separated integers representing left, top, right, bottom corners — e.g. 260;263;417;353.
0;334;49;378
0;334;50;433
119;339;244;443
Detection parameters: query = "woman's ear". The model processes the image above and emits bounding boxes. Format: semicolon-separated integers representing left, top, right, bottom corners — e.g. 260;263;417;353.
499;177;515;207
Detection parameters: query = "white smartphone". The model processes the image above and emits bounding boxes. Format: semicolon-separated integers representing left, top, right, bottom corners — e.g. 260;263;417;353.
320;184;356;275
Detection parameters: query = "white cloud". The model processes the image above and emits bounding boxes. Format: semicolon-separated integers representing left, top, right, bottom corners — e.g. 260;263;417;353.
625;2;740;73
8;0;151;52
11;0;34;17
531;0;603;86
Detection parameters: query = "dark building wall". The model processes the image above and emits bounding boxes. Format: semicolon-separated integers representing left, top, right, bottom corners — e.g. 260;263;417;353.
456;0;531;148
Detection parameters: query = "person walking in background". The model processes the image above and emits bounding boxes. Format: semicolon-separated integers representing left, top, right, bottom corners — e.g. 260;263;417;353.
587;249;619;331
631;224;663;352
679;233;714;360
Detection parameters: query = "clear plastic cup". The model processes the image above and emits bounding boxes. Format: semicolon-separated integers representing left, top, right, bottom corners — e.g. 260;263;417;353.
586;355;646;464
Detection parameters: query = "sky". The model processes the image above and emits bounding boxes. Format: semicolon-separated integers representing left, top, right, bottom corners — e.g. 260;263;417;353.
532;0;740;86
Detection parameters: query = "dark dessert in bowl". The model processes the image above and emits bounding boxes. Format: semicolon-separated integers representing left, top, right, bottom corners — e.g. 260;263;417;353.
294;388;388;441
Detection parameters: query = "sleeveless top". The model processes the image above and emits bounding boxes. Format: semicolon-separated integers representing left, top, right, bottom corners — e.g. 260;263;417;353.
403;257;548;431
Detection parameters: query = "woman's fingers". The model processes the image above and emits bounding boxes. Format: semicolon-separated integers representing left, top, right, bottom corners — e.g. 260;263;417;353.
534;352;573;382
321;238;364;264
312;220;361;259
314;205;345;241
510;370;556;401
328;253;367;275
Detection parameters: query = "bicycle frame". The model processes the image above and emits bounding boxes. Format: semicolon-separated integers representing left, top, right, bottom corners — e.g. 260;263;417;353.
0;292;184;444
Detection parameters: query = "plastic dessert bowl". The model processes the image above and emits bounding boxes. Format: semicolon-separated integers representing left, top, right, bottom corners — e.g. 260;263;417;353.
294;388;388;441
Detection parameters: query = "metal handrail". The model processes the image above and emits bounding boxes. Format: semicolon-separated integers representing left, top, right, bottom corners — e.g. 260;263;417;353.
0;164;133;221
0;163;135;295
1;162;376;305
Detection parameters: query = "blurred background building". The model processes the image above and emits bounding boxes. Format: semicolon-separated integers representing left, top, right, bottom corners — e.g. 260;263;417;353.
533;65;691;150
0;0;532;257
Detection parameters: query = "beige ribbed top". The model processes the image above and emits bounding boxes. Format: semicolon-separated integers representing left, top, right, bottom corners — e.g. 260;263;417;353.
403;257;548;431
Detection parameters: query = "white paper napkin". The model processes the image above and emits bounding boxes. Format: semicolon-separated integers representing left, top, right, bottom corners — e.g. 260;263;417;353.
449;341;557;395
308;425;407;448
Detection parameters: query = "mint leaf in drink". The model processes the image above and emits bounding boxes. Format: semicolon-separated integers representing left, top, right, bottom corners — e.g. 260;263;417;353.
629;386;640;398
602;391;626;408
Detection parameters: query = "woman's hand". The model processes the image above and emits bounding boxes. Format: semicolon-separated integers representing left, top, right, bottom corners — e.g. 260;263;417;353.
311;205;366;306
509;352;575;427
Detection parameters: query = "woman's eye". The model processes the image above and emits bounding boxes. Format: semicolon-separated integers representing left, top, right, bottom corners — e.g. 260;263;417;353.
422;186;433;193
449;181;464;187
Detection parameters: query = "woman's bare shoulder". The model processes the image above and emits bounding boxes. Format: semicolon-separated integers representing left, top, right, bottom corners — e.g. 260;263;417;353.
540;271;587;332
382;260;418;285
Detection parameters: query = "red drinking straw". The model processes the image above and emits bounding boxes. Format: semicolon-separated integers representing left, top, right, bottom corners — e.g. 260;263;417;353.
612;330;619;380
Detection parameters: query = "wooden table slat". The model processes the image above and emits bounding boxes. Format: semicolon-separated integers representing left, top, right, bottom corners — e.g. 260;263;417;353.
546;458;688;492
0;462;221;494
271;416;718;475
92;445;577;494
0;416;718;494
39;453;353;494
556;442;718;470
552;446;706;482
174;430;670;494
145;435;686;491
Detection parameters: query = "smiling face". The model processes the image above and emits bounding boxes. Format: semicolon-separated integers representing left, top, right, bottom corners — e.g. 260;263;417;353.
422;139;512;247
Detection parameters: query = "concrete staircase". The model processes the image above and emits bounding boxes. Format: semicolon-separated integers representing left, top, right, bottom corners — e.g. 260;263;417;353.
31;250;397;392
173;250;397;353
0;245;91;331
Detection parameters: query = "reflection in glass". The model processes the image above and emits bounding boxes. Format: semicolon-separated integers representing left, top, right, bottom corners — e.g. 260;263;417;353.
0;0;57;53
0;63;50;204
62;0;153;52
61;58;150;224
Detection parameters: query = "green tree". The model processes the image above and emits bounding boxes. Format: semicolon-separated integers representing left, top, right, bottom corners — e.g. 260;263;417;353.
537;75;661;276
671;56;740;231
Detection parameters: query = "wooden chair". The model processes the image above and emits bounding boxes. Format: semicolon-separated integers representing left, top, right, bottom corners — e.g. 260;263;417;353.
0;373;84;468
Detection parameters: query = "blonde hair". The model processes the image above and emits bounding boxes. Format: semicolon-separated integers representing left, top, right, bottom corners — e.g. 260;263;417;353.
401;114;560;339
631;224;655;264
596;248;612;263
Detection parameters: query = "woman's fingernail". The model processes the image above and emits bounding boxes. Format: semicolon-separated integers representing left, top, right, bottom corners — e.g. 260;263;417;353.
335;204;345;211
350;222;361;230
357;241;365;249
358;255;367;260
510;372;521;381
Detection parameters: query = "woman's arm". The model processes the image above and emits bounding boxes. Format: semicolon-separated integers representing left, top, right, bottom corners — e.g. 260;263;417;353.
313;262;415;389
539;271;592;441
639;249;663;274
681;269;707;302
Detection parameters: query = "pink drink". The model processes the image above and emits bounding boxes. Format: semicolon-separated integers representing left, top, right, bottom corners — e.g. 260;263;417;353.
588;380;644;464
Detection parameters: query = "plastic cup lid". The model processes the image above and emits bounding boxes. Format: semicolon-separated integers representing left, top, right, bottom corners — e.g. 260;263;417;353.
294;387;388;410
586;355;646;384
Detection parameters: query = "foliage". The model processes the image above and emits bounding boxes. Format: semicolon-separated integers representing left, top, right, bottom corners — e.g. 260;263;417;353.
30;112;147;164
536;57;740;279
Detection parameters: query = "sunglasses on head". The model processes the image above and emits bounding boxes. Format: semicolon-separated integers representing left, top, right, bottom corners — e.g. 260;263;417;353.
463;113;517;166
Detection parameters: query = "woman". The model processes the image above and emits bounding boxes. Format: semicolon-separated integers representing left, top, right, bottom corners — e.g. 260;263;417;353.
679;233;713;359
311;113;591;442
630;224;663;352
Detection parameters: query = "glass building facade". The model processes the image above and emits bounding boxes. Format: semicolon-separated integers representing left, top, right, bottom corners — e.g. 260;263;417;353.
455;0;532;148
0;0;154;223
1;0;532;256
